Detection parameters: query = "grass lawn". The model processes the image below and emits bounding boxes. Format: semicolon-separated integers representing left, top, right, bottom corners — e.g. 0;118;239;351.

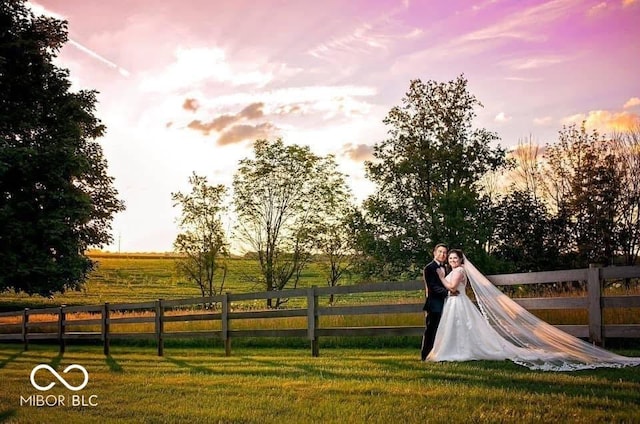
1;343;640;423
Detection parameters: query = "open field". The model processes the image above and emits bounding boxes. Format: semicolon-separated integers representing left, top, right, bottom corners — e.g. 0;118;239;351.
1;344;640;423
0;254;371;311
1;254;639;330
1;255;639;423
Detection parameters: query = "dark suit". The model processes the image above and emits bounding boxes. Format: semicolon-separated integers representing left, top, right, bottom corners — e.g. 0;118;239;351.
421;260;449;360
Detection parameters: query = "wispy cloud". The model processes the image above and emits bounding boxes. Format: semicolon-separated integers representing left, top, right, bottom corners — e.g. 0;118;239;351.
455;0;581;50
308;2;420;60
67;40;131;77
140;47;274;92
27;1;130;77
502;55;569;70
141;47;302;95
201;85;376;119
504;76;543;82
534;116;554;126
471;0;502;12
587;2;608;16
397;0;582;67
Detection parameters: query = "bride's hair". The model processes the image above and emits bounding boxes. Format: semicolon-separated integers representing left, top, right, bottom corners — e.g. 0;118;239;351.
449;249;464;263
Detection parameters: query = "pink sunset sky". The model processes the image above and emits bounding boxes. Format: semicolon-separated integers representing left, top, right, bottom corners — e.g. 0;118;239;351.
28;0;640;252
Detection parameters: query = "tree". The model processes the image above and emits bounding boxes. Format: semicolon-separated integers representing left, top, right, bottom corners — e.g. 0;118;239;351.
612;125;640;266
172;173;228;300
315;198;359;305
509;136;544;202
491;191;559;272
360;75;507;277
0;1;124;296
543;123;621;266
233;139;347;307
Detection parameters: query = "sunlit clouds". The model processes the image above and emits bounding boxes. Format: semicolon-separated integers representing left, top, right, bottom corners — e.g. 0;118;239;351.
26;0;639;251
563;110;640;133
139;47;275;92
495;112;512;123
343;143;375;161
624;97;640;109
184;102;277;145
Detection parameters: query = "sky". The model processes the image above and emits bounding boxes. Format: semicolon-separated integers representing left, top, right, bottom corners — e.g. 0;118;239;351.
27;0;640;253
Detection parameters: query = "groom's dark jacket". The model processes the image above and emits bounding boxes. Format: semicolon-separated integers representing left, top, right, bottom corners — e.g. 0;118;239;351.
422;260;450;313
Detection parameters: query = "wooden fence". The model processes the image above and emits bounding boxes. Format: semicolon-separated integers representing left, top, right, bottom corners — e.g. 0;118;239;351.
0;265;639;357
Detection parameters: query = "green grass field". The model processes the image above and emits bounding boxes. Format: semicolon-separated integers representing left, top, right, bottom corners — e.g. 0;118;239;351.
1;254;638;328
1;344;639;424
1;254;640;423
0;254;418;312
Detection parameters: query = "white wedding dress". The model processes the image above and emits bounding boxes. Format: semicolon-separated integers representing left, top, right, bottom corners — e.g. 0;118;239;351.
426;261;640;371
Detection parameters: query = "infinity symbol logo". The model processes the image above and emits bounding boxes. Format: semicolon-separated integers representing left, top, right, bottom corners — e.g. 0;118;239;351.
30;364;89;391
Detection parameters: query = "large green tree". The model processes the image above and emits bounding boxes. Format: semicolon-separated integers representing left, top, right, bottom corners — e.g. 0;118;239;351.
0;1;124;296
361;76;507;277
491;191;560;272
172;173;228;299
233;139;349;307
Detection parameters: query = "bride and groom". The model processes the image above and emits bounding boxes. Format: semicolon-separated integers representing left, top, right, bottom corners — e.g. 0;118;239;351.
420;243;640;371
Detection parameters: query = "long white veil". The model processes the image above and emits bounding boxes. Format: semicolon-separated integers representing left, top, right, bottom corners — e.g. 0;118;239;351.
463;256;640;371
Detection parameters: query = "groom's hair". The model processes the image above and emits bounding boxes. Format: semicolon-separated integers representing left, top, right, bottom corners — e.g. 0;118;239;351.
433;243;448;252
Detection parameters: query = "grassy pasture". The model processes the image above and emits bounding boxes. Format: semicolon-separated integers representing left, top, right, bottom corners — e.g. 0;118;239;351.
0;254;416;312
1;254;639;330
1;255;640;423
1;344;639;423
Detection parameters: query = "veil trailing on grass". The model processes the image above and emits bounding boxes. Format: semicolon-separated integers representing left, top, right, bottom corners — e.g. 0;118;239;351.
463;256;640;371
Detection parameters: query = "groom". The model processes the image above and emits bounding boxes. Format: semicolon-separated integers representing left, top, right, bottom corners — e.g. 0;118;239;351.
421;243;456;361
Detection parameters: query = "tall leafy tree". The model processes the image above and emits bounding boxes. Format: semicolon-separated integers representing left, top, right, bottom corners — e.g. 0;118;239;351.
361;76;507;276
0;1;124;296
172;173;228;299
491;191;559;272
315;197;359;305
233;139;347;307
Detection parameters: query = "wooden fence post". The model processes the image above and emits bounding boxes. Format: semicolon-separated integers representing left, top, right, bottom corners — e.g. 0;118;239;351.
58;305;66;354
102;302;110;356
156;299;164;356
22;308;29;351
307;286;319;357
587;264;603;346
222;292;231;356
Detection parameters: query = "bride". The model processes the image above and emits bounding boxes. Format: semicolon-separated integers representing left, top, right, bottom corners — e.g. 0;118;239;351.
425;249;640;371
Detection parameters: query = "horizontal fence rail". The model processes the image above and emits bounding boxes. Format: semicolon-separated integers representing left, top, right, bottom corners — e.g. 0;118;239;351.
0;265;639;356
